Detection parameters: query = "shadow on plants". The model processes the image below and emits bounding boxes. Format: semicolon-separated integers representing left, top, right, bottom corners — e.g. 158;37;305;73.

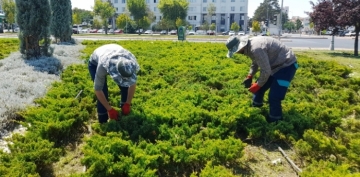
328;52;360;59
24;56;63;75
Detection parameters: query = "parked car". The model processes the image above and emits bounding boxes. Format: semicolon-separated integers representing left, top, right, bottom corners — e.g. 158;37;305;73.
108;29;114;33
187;30;195;35
135;29;143;33
222;30;230;35
345;31;356;37
168;30;177;35
90;29;98;33
195;30;206;35
160;30;167;35
229;31;235;36
238;31;245;35
114;29;123;34
80;28;90;33
97;29;104;33
144;30;153;34
207;30;215;35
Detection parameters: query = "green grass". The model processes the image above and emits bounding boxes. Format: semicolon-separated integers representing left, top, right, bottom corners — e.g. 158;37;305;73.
294;50;360;78
0;38;19;60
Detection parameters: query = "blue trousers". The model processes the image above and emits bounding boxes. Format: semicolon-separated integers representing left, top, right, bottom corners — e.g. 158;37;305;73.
88;61;128;123
253;62;298;119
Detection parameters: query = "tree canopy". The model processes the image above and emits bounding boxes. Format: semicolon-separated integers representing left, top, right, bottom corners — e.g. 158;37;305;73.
158;0;189;28
252;0;280;23
309;0;359;56
50;0;72;43
93;0;115;34
127;0;153;33
1;0;16;31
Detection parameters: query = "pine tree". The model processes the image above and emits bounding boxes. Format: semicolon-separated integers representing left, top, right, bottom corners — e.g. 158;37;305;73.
15;0;52;59
50;0;72;43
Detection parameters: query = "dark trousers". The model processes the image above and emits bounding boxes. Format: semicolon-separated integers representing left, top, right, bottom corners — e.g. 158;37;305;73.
88;61;128;123
253;62;298;119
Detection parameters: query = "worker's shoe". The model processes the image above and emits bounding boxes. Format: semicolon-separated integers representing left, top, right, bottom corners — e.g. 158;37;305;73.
251;101;263;108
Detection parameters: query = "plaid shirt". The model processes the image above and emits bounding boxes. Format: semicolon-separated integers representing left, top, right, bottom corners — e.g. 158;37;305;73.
243;37;297;87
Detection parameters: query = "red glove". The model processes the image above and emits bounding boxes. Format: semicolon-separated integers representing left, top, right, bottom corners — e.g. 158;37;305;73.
108;108;119;120
122;103;131;115
248;83;261;93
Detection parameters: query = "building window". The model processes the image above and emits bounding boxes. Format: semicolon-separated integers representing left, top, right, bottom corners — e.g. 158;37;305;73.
122;0;125;3
240;6;244;11
203;7;207;11
212;0;216;2
220;14;225;25
154;0;157;3
116;7;118;12
221;0;226;2
122;7;125;12
231;0;235;2
231;6;235;11
160;16;162;20
203;0;207;2
114;0;118;3
221;6;225;12
154;7;157;11
146;0;150;3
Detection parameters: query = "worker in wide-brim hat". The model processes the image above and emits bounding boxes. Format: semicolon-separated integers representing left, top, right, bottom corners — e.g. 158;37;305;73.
88;44;140;123
226;36;298;123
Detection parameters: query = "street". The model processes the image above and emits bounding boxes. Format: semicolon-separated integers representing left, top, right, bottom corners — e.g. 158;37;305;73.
279;33;358;50
0;32;358;51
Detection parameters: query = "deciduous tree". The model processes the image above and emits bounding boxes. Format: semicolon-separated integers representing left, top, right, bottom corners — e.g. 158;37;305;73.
50;0;72;43
1;0;15;32
252;20;261;34
93;0;115;35
253;0;280;24
309;0;359;56
16;0;52;58
333;0;359;56
158;0;189;29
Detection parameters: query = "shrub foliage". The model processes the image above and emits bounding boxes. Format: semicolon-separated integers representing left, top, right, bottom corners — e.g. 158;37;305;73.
0;40;359;176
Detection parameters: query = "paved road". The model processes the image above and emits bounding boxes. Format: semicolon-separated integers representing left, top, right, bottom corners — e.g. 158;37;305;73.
280;34;358;50
1;33;358;50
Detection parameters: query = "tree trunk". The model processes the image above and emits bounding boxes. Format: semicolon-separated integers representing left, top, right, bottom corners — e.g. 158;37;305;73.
354;26;359;57
25;35;41;58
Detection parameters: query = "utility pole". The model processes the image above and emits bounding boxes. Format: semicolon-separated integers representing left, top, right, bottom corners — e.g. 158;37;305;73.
266;0;269;32
278;0;283;40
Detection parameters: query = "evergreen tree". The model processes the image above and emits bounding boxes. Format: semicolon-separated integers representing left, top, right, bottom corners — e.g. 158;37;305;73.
15;0;52;58
50;0;72;43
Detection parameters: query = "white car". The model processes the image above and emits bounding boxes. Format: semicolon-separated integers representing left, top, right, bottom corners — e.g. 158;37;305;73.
229;31;235;36
144;30;153;34
238;31;245;35
345;31;356;37
187;30;195;35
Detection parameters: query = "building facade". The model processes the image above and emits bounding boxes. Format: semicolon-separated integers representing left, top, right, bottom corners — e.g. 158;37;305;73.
106;0;249;32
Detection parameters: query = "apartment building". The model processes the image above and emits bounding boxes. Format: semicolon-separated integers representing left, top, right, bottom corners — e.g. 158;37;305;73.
107;0;248;32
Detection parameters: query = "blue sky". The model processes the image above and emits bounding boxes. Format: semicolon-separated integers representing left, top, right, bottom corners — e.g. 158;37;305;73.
71;0;312;18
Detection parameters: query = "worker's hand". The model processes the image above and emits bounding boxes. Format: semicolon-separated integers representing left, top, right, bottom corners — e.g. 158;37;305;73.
108;108;119;121
248;83;261;94
122;103;131;115
242;75;252;88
